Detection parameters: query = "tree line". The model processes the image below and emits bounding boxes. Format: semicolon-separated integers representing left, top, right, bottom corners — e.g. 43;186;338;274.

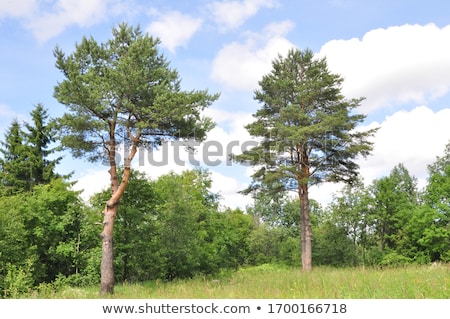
0;103;448;297
0;23;448;297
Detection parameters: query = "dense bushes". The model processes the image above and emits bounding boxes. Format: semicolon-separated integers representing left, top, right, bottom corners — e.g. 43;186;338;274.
0;162;449;296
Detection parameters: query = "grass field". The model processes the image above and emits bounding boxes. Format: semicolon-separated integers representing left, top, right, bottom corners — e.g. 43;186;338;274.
30;263;449;299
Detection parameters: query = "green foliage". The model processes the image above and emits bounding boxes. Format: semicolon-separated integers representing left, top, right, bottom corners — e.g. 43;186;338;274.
247;191;300;234
279;236;301;266
0;195;33;266
199;208;254;272
424;142;450;227
2;261;35;298
89;168;254;282
234;48;377;270
380;252;413;267
0;178;87;295
90;169;159;282
325;161;450;266
53;23;218;162
235;48;377;193
20;179;84;282
313;221;358;267
0;120;31;194
0;104;63;195
246;225;282;265
369;164;419;251
24;104;64;185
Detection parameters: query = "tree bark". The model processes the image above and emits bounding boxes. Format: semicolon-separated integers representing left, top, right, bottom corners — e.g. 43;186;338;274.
100;129;139;295
299;182;312;271
100;204;117;295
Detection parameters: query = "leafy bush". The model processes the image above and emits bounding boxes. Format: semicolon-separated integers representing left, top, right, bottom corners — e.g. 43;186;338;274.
380;252;412;267
1;261;34;298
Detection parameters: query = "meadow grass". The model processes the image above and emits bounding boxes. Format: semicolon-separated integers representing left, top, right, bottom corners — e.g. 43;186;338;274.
30;263;449;299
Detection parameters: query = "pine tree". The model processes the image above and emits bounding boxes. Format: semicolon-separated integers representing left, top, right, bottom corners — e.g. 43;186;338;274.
53;23;218;294
235;48;378;270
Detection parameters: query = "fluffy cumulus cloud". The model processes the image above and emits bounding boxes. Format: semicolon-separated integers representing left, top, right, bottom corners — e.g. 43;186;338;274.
208;0;278;31
306;106;450;207
209;170;253;209
211;20;295;90
146;10;202;53
72;168;110;201
27;0;114;43
357;106;450;186
319;23;450;113
1;0;131;43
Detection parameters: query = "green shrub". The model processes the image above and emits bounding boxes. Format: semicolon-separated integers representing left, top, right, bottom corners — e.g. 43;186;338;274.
380;252;412;267
1;261;34;298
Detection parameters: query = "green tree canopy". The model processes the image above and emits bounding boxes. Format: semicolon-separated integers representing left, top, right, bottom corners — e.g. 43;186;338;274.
425;141;450;226
369;163;419;252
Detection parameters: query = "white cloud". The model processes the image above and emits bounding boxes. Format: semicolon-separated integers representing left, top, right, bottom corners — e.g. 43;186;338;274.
2;0;132;43
208;0;278;31
309;182;345;207
146;10;202;53
209;170;253;210
319;23;450;113
357;106;450;191
71;168;110;202
0;0;38;19
25;0;113;43
211;20;295;90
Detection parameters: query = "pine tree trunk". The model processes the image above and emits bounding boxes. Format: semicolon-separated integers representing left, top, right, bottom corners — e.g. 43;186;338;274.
99;137;138;295
299;183;312;271
100;204;117;295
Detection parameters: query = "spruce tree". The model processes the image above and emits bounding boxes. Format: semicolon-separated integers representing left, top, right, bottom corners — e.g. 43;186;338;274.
0;120;30;193
0;104;62;194
24;103;63;187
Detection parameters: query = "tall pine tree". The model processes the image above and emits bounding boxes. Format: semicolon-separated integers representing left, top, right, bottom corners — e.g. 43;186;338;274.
235;48;378;270
53;24;218;294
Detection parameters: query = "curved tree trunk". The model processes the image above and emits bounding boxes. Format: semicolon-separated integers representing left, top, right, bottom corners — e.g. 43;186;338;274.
100;131;138;295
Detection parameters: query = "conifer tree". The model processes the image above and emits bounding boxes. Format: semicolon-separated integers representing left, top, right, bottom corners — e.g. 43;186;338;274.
53;23;218;294
235;48;378;270
24;103;63;187
0;104;62;194
0;120;30;193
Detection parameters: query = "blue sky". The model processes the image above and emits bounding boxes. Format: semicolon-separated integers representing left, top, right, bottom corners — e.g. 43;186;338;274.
1;0;450;209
